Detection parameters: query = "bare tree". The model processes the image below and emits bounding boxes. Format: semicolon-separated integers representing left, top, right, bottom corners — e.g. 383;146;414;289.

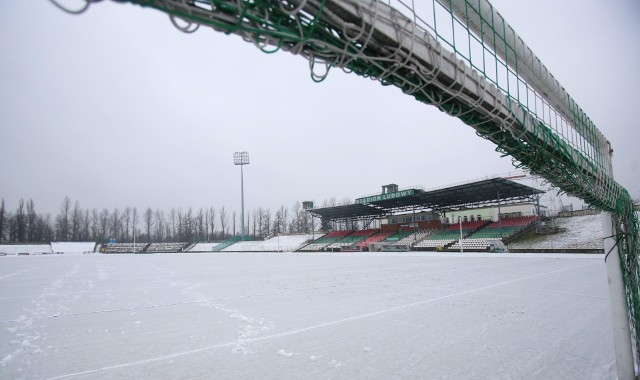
131;207;139;242
273;207;283;235
208;207;216;241
232;211;236;236
261;208;271;237
177;209;184;241
71;201;82;241
90;209;100;241
123;207;131;242
26;199;37;242
57;196;71;241
169;208;177;241
16;199;26;242
38;213;54;242
99;209;109;241
290;201;301;233
81;209;90;241
219;206;228;239
282;205;288;235
185;208;193;242
111;208;121;241
252;209;258;237
144;207;153;243
154;209;165;242
204;208;210;241
165;224;171;242
322;197;337;208
196;208;205;241
256;207;264;238
0;198;5;242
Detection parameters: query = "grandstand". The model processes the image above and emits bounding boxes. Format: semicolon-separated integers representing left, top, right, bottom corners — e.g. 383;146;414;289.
222;234;315;252
425;220;490;240
325;229;378;250
384;230;414;242
303;177;544;252
146;242;188;253
364;229;438;252
449;239;506;252
395;229;437;246
413;239;457;250
102;243;148;254
298;230;353;252
99;242;189;253
355;230;395;249
467;216;538;241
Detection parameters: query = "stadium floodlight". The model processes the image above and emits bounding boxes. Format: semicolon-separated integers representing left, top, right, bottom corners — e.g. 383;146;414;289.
233;152;250;239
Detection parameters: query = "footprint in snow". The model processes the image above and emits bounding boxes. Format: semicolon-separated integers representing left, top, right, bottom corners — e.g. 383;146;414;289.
277;349;296;357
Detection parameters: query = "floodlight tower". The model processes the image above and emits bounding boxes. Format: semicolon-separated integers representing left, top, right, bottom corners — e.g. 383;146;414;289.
233;152;250;239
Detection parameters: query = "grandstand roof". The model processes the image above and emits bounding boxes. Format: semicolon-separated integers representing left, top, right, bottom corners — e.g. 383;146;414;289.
308;203;389;221
308;178;543;221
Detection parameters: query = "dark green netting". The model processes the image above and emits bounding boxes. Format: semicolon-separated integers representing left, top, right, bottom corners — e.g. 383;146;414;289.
112;0;640;362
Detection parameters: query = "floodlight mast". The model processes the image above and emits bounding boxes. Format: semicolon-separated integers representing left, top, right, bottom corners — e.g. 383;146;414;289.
233;152;250;239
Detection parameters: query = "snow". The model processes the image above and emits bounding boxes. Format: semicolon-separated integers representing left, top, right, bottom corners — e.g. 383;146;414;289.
188;243;220;252
0;245;52;255
50;242;97;254
0;243;96;255
0;252;616;379
222;234;315;252
509;214;604;250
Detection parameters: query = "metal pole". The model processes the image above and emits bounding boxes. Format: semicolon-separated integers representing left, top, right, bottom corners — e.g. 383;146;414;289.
234;152;249;240
459;216;463;253
240;164;245;239
498;190;502;239
603;211;635;379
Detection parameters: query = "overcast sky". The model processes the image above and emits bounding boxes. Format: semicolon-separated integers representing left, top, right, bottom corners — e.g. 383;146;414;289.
1;0;639;217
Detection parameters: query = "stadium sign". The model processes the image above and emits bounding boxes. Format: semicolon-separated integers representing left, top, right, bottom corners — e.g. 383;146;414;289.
355;189;415;204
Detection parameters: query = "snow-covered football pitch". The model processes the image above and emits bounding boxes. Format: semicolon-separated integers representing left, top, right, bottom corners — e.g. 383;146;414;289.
1;252;616;379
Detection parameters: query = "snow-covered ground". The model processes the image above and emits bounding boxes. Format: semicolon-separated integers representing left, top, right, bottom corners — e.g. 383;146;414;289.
0;245;52;255
509;213;604;250
0;252;615;379
222;234;315;252
188;243;220;252
50;242;96;254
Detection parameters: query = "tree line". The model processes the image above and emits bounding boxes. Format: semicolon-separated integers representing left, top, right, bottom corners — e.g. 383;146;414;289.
0;196;354;244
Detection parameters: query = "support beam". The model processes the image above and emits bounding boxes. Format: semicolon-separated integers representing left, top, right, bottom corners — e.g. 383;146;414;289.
602;211;635;380
440;0;610;161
